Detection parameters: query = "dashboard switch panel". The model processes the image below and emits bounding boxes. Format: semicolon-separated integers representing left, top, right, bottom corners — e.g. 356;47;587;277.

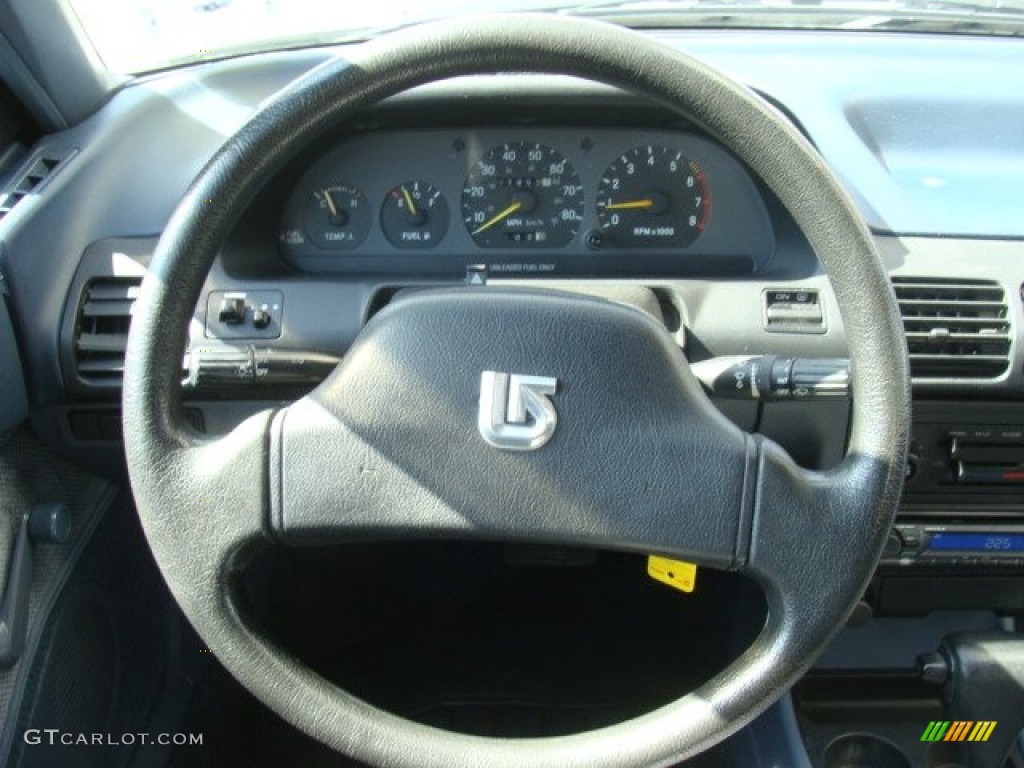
763;288;825;334
205;290;283;340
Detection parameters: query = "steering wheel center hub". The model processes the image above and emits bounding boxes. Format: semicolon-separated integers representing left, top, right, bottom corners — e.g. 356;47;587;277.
271;288;753;566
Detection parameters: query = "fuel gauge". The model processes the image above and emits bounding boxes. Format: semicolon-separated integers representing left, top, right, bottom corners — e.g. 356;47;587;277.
303;184;370;250
380;181;449;249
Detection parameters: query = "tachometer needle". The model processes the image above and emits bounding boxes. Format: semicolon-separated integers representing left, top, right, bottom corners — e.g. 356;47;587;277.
604;198;655;211
400;186;419;217
472;201;523;235
322;189;339;218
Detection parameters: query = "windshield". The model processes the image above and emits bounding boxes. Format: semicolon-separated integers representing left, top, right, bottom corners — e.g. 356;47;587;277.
70;0;1024;73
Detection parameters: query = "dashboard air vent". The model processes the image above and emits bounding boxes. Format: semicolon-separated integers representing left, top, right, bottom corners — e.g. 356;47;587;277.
74;278;141;383
892;277;1011;379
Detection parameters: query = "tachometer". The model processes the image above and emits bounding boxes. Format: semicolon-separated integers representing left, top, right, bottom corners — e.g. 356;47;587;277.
462;142;583;248
596;146;710;248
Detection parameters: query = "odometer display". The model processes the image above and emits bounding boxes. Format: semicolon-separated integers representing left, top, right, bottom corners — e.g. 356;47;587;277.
462;142;584;248
597;145;710;249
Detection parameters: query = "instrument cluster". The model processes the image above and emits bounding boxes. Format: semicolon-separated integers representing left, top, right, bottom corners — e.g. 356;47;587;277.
278;128;774;277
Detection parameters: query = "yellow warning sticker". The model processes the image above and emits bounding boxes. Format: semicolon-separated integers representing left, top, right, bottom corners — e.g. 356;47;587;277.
647;556;698;594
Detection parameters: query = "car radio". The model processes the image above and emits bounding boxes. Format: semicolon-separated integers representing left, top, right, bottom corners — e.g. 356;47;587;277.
882;523;1024;567
885;402;1024;570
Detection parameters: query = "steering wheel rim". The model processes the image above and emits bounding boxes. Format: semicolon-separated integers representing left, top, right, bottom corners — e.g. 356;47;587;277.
123;14;909;768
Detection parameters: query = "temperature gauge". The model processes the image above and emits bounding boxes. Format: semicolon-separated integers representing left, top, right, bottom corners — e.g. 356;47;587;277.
303;184;370;250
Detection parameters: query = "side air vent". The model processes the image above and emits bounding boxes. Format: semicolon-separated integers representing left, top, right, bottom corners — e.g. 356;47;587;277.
0;151;72;221
892;277;1011;379
74;278;141;383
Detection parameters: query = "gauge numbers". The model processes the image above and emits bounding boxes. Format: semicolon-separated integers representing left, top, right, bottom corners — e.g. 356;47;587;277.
462;142;584;248
597;146;710;249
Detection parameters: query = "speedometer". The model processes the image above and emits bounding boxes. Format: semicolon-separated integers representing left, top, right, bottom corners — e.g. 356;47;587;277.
597;145;710;249
462;142;584;248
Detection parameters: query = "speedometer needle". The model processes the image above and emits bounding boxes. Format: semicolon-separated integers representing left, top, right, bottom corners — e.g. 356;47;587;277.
472;201;523;235
604;198;654;210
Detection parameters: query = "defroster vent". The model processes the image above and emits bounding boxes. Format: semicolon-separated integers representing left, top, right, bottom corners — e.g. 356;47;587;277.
893;277;1011;379
0;150;74;222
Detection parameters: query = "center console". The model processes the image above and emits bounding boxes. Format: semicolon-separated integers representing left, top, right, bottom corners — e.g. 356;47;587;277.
795;401;1024;768
880;402;1024;606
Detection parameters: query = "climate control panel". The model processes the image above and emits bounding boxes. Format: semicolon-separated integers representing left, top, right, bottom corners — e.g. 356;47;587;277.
903;407;1024;504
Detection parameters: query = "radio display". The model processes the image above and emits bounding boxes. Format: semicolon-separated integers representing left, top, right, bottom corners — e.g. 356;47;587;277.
929;533;1024;552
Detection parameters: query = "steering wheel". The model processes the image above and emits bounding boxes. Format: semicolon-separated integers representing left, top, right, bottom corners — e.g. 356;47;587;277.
123;14;909;768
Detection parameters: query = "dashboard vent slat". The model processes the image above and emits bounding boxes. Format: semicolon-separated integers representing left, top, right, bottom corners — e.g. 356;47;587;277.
904;331;1010;344
74;278;140;384
81;300;135;318
76;359;126;376
902;316;1005;329
83;283;140;302
892;277;1011;380
75;333;129;354
898;299;1006;311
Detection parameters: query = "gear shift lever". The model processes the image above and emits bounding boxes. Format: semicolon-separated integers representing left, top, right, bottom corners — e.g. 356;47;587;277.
918;632;1024;768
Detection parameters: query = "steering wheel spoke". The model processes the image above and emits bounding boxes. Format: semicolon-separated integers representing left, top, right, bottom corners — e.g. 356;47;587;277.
742;437;902;662
125;405;274;611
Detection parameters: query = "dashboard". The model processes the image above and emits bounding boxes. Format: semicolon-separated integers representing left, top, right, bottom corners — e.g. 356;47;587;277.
277;128;772;278
0;29;1020;616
